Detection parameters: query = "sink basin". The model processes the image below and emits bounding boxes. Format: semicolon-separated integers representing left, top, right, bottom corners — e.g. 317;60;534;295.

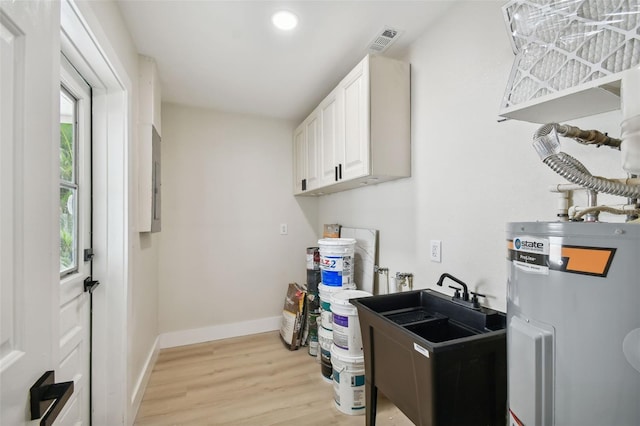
404;318;478;343
351;289;506;426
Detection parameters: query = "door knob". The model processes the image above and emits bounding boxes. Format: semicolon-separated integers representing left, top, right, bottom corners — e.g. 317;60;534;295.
30;371;74;426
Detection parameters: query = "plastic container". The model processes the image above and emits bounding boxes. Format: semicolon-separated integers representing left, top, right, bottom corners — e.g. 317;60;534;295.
319;283;355;331
331;343;366;416
318;325;333;383
331;289;372;355
318;238;356;286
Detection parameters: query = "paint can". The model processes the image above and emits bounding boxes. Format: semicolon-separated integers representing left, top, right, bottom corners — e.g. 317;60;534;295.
306;247;320;270
306;269;321;294
331;289;372;355
307;312;319;357
318;238;356;286
319;283;355;331
318;325;333;383
331;343;366;415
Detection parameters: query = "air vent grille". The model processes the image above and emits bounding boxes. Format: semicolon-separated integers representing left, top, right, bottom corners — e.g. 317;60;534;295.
368;27;402;53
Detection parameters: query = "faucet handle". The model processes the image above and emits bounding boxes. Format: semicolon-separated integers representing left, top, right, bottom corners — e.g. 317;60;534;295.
469;291;486;305
448;285;462;299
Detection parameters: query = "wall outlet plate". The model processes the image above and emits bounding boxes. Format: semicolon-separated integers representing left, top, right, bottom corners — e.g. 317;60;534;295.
430;240;441;262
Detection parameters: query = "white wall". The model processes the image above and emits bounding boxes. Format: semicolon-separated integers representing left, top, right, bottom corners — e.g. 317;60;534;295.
158;103;318;338
317;1;627;312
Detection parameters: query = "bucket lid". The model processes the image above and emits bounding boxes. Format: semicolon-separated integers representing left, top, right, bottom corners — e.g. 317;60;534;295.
317;238;356;246
318;325;333;338
331;290;372;306
330;344;365;364
318;283;356;294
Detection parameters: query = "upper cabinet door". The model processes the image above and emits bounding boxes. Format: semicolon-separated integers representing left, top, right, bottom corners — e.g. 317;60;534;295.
293;124;307;194
305;113;321;191
319;89;343;187
340;56;370;181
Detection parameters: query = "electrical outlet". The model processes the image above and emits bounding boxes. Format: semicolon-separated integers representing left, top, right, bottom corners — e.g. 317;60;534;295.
280;223;288;235
430;240;441;262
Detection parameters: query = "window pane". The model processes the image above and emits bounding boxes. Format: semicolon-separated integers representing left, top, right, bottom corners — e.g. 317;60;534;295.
60;186;77;274
60;90;75;182
60;87;78;275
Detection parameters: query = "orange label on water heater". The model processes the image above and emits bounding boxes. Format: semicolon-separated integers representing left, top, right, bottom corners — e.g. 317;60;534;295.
555;246;616;276
508;240;616;278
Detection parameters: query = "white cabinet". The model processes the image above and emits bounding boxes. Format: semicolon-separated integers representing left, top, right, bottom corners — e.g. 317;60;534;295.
340;58;369;182
293;124;306;194
293;54;410;196
319;89;342;187
293;111;322;195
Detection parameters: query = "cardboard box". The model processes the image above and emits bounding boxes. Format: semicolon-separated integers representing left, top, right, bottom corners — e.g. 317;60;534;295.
323;224;341;238
280;283;307;350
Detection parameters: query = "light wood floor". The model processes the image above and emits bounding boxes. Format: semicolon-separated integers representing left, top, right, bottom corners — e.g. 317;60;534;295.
135;331;414;425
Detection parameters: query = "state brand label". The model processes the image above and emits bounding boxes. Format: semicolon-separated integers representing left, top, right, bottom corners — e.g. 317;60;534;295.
508;236;550;275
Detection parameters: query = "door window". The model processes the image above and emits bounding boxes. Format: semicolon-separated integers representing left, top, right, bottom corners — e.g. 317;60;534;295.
59;88;78;275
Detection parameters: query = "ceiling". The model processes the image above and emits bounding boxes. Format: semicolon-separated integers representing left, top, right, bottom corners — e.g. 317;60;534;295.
117;1;455;122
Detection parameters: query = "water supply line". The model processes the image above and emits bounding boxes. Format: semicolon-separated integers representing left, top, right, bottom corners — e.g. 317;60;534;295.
374;265;389;294
570;204;640;221
533;123;640;199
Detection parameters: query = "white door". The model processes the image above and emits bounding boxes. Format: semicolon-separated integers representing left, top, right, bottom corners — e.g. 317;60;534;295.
0;1;63;425
57;56;92;425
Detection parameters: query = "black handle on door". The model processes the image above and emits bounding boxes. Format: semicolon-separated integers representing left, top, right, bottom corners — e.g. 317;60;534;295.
30;371;74;426
335;166;338;181
84;276;100;293
339;164;342;180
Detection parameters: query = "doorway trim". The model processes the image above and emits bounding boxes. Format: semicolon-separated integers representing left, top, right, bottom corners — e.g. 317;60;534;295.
61;0;130;423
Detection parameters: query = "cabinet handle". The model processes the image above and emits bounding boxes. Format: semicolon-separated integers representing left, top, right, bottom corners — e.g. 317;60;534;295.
335;166;338;182
339;164;342;180
302;179;306;191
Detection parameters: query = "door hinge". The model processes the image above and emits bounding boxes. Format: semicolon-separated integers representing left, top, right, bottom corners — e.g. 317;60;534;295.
84;248;94;262
84;277;100;293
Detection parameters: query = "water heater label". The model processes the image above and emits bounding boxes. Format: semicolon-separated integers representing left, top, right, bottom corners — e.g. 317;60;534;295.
509;236;550;275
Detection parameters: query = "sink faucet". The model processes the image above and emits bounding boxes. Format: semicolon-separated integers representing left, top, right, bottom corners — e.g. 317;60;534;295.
396;272;413;291
436;273;469;301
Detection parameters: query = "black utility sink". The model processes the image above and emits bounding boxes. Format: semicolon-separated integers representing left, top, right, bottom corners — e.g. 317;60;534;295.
351;289;507;426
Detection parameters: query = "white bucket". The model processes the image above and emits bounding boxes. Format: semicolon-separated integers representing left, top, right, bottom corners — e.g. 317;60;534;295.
318;325;333;382
318;238;356;287
319;283;355;331
331;343;366;416
331;289;372;355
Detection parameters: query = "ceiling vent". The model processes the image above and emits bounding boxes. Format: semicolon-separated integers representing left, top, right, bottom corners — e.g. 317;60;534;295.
367;26;403;54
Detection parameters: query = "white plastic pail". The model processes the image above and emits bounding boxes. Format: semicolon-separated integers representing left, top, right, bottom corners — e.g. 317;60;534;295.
318;238;356;286
331;289;371;355
331;344;366;415
319;283;355;331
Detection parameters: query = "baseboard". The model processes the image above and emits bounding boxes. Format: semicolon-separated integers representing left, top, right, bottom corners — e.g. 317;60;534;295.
130;335;160;422
158;315;282;349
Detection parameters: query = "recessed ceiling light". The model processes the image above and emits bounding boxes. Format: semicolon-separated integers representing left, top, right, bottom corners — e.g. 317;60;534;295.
272;10;298;31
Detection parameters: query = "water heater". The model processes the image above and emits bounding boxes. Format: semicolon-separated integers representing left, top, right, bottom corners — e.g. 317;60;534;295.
506;222;640;426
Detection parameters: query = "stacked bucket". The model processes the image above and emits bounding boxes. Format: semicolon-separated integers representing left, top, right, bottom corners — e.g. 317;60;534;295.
317;238;372;416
